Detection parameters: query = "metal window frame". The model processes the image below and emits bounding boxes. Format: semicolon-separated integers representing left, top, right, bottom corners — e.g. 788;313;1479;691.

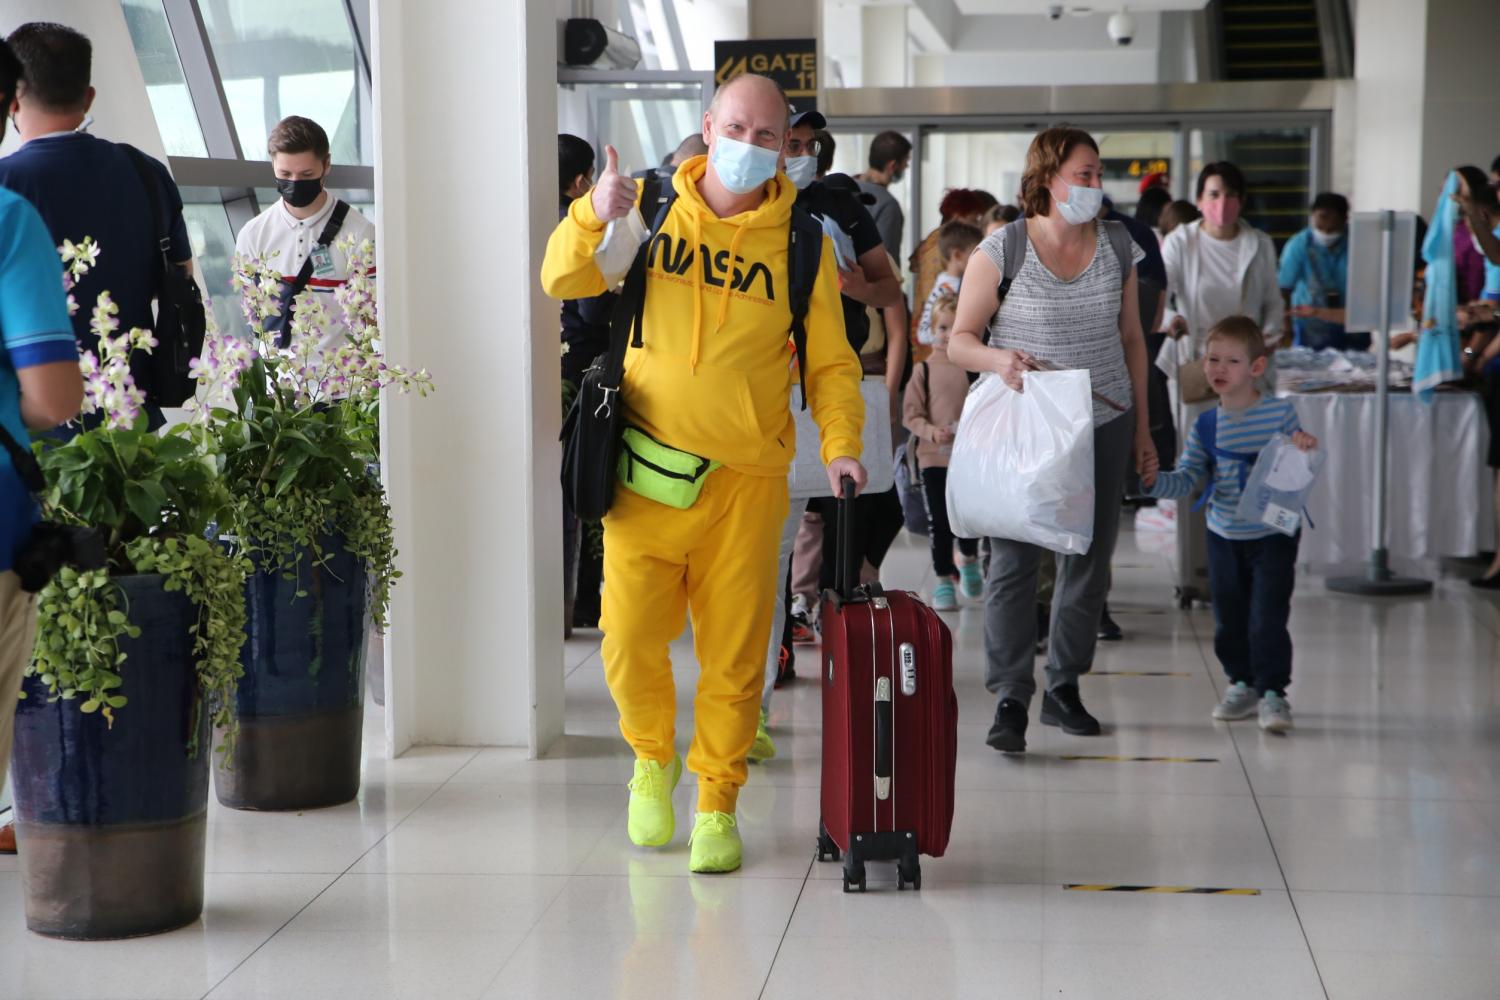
150;0;375;228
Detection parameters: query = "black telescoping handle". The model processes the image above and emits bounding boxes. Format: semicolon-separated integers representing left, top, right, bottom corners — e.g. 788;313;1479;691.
835;475;859;600
874;694;893;781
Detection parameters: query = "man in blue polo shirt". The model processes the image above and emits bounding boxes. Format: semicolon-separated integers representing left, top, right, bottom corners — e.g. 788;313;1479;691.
0;38;84;855
0;22;193;412
1279;192;1366;351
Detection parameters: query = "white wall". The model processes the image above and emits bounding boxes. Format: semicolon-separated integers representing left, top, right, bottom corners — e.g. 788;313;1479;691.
374;0;565;755
1350;0;1427;214
0;1;172;166
1419;0;1500;213
915;11;1166;87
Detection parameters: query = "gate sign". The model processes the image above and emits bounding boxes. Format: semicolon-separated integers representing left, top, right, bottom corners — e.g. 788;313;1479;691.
714;38;817;112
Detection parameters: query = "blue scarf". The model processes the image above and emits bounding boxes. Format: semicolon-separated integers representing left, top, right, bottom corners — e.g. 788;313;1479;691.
1416;173;1464;403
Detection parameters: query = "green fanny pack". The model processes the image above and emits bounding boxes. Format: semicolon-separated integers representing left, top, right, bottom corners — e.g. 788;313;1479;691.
617;426;721;509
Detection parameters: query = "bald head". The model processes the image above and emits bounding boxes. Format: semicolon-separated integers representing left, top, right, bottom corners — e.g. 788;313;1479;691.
706;73;790;136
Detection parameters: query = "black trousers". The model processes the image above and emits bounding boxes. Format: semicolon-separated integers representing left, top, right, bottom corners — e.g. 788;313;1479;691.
919;466;977;577
810;487;905;591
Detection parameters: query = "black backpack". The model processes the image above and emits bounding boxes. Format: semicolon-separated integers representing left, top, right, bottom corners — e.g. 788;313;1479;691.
121;145;207;408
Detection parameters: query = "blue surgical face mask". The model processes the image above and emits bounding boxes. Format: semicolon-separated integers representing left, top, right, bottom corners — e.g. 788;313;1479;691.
1054;181;1104;225
785;155;818;190
710;134;781;194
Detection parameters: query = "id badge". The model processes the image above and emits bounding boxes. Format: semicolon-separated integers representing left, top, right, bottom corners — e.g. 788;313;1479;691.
310;246;336;278
1262;502;1301;535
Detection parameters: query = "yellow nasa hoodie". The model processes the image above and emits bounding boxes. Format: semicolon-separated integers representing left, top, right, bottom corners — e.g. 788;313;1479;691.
540;155;863;477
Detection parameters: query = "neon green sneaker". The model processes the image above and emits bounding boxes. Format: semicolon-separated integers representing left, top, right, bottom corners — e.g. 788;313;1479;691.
747;709;777;763
626;755;682;847
688;811;742;873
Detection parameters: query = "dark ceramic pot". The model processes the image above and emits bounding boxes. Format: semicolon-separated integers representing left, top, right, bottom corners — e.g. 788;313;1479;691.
213;536;369;811
11;573;210;940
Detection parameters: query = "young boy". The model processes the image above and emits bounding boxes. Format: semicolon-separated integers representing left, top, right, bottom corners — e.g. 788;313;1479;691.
903;291;981;611
1144;316;1319;733
916;220;983;345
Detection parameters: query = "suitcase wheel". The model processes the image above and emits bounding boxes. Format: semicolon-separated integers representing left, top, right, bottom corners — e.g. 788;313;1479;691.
897;859;922;892
841;857;866;893
815;823;841;863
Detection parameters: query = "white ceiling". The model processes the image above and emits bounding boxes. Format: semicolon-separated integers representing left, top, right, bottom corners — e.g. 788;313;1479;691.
952;0;1209;11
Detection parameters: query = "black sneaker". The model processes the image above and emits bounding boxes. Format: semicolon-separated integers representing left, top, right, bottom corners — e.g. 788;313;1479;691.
986;698;1028;753
1097;603;1123;642
1040;684;1101;736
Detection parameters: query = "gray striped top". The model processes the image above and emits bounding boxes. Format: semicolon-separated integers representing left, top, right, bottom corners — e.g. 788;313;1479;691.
979;223;1143;426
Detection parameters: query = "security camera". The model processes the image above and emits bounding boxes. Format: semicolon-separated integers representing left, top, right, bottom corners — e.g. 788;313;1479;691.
1107;10;1136;46
1047;4;1064;19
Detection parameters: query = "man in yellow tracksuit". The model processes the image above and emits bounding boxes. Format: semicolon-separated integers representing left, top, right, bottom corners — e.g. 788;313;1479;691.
541;74;866;873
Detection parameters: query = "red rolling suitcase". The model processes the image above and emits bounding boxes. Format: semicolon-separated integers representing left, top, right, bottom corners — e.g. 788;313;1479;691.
817;478;958;892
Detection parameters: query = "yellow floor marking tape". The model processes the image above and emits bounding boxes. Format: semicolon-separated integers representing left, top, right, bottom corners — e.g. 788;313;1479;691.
1058;755;1219;763
1065;885;1261;895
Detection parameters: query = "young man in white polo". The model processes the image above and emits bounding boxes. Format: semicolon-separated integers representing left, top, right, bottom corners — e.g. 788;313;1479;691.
234;116;374;353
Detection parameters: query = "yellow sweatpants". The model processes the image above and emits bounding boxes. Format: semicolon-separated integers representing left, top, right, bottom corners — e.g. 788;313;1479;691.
601;467;789;814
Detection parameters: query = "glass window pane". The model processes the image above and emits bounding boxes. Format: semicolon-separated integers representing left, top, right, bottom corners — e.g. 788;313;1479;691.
121;0;209;157
181;200;245;338
200;0;369;165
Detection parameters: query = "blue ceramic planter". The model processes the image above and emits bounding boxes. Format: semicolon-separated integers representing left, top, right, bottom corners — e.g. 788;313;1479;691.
213;536;370;811
11;573;210;940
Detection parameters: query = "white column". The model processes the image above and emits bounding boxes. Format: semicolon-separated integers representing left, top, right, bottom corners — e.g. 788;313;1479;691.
861;6;908;89
746;2;817;39
1417;0;1500;209
0;1;171;165
373;0;564;755
1351;0;1428;214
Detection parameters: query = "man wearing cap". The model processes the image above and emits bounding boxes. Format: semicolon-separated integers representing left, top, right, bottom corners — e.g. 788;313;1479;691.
746;109;904;764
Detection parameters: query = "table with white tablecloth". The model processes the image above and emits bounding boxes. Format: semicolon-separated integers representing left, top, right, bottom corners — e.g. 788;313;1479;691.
1283;390;1495;566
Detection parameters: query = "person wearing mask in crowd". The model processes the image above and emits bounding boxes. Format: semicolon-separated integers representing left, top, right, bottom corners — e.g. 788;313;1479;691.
750;108;899;764
984;203;1022;237
916;219;984;347
857;130;912;260
1279;193;1365;351
910;189;998;358
0;22;195;421
0;37;85;858
234;116;376;358
1135;186;1172;239
904;291;982;611
1159;162;1284;399
541;74;866;874
948;126;1157;754
554;135;616;637
783;131;910;650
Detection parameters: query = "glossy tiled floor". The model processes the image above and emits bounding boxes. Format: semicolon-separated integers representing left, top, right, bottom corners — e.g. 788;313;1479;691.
4;524;1500;999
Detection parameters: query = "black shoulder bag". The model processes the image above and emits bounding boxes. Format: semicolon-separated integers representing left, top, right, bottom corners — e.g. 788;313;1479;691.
0;424;105;593
275;200;351;347
120;145;207;408
560;180;676;521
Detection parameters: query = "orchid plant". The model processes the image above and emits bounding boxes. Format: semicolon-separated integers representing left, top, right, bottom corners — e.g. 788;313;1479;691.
28;238;248;758
189;236;431;630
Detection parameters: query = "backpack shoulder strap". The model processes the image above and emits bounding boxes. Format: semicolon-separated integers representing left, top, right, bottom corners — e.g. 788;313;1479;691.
316;200;351;248
615;179;678;353
1102;219;1134;280
788;204;824;411
999;218;1027;297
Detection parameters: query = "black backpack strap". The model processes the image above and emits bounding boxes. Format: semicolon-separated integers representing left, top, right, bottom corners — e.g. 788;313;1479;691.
788;204;824;411
605;182;678;375
0;422;43;495
981;217;1028;348
119;144;171;273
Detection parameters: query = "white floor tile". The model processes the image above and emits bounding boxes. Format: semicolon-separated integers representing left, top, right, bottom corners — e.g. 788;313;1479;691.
1041;942;1324;999
761;936;1043;1000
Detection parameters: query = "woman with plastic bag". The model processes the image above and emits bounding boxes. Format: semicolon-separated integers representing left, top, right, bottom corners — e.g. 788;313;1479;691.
947;125;1157;754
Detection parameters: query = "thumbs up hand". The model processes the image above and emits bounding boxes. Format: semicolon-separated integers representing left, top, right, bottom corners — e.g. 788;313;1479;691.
591;145;639;223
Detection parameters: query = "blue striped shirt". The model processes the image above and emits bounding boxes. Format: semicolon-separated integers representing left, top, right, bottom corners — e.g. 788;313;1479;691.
1148;396;1301;540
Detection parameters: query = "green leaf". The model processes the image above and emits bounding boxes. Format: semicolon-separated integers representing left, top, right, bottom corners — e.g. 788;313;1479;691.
80;699;100;713
124;481;163;527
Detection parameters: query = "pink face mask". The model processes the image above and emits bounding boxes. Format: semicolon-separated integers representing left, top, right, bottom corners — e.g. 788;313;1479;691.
1202;196;1242;230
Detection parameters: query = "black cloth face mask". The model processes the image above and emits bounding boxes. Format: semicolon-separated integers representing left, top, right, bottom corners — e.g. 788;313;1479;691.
277;176;324;209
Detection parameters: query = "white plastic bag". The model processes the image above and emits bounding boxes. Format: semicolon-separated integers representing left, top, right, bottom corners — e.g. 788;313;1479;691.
1233;433;1325;536
947;370;1096;555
